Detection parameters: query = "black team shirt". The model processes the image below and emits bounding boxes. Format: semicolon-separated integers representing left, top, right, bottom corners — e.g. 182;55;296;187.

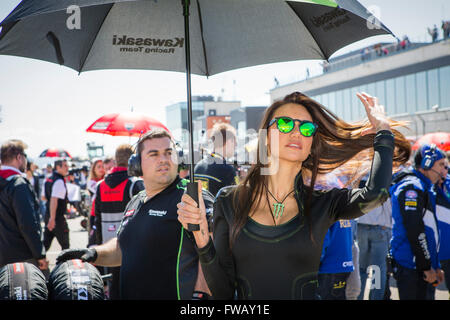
117;176;214;299
117;177;183;299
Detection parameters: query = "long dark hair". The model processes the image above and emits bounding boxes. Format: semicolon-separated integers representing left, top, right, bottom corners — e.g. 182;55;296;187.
230;92;411;247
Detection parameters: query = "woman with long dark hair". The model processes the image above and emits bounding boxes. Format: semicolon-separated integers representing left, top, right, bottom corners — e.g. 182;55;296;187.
177;92;411;300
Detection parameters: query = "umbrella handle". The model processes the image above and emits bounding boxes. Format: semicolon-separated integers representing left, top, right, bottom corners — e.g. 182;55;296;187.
186;181;200;231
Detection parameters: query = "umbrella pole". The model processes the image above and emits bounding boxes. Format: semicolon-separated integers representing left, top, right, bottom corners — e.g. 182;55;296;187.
182;0;195;183
182;0;200;232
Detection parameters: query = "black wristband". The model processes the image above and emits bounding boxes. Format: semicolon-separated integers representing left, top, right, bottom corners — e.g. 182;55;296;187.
375;129;394;137
374;130;394;150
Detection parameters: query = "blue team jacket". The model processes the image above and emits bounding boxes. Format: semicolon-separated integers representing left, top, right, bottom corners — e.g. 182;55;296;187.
390;169;440;271
319;219;354;274
436;174;450;261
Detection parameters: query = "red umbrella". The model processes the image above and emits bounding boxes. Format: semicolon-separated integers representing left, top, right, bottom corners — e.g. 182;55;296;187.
412;132;450;152
39;148;72;158
86;113;170;137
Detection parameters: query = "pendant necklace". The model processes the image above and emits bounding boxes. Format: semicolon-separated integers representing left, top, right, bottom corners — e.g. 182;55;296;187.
266;186;295;219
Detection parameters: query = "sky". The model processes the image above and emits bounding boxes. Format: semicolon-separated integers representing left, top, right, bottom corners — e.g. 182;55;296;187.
0;0;449;165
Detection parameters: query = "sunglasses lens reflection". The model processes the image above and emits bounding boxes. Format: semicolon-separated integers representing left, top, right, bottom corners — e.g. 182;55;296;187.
277;118;294;133
300;122;316;137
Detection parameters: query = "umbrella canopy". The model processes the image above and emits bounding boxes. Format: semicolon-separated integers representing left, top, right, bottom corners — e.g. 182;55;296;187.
39;148;72;158
0;0;393;193
0;0;392;76
412;132;450;152
86;112;170;137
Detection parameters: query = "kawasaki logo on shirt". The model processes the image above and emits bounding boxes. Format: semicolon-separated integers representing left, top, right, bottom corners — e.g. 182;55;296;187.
148;209;167;217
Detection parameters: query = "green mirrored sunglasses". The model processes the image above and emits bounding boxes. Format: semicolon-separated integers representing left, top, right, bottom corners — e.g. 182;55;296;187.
268;117;318;137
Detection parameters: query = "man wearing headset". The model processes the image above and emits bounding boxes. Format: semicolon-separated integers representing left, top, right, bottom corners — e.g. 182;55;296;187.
56;129;214;300
390;144;447;300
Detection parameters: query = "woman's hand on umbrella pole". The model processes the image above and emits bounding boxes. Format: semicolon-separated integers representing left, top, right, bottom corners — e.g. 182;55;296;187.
357;92;391;135
177;183;210;248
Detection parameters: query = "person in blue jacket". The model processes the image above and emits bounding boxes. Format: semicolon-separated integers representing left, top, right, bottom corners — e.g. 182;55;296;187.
316;173;354;300
390;144;447;300
318;219;354;300
436;170;450;297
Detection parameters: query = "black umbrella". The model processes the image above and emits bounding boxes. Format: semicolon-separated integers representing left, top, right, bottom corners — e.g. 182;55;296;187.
0;0;393;229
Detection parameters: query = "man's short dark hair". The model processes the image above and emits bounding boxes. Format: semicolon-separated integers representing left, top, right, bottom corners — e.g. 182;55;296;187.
136;129;174;157
210;123;236;148
54;159;67;169
115;144;133;167
0;139;27;164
